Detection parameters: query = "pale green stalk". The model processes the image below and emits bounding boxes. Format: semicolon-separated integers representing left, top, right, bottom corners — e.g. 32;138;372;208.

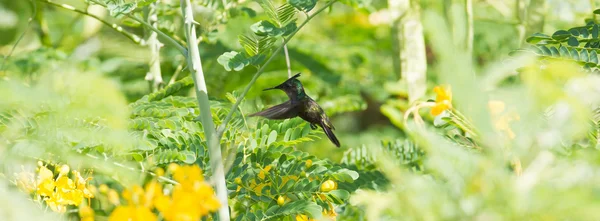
465;0;473;56
145;1;164;91
180;0;229;220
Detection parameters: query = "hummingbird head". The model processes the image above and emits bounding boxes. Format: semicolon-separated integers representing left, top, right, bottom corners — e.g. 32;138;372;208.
263;73;306;99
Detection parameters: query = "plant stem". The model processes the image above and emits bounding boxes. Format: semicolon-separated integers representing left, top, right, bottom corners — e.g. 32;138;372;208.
86;0;187;55
216;0;338;139
37;0;144;45
145;1;164;92
180;0;229;220
283;40;292;78
465;0;473;56
515;0;528;47
1;0;36;72
126;15;187;55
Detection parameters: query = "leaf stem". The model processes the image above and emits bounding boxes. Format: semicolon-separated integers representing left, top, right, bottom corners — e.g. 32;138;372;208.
36;0;144;45
216;0;338;139
180;0;229;220
283;40;292;78
86;0;187;55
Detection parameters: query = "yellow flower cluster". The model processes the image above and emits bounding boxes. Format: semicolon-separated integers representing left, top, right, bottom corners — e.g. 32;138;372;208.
16;162;94;213
108;164;220;221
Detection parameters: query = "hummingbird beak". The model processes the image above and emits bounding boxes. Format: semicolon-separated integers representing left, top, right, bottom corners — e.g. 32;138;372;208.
263;84;283;91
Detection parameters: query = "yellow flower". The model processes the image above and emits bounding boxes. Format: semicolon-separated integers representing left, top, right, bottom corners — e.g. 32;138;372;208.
277;195;286;206
15;169;36;193
45;195;67;213
488;100;520;139
305;159;312;168
107;189;121;205
431;85;452;116
296;214;316;221
320;180;337;192
99;184;109;193
258;165;272;180
59;165;70;175
323;208;337;221
79;205;95;221
108;205;157;221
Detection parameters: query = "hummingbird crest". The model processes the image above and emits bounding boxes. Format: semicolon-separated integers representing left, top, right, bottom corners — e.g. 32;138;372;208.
249;73;341;147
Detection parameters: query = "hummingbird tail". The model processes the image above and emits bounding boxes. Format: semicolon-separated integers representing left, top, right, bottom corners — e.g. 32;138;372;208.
320;122;340;147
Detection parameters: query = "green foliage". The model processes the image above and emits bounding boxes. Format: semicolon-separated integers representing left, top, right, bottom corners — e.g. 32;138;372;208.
516;19;600;69
217;0;302;72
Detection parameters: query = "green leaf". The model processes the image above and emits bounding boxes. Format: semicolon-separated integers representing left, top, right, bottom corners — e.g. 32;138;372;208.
594;9;600;14
526;33;552;44
570;48;580;60
568;36;579;46
590;50;599;64
288;0;317;12
327;189;350;204
267;130;278;146
581;49;590;62
240;7;257;17
238;35;276;56
549;46;559;57
106;2;137;18
538;45;552;55
251;21;297;37
217;51;264;71
131;153;144;162
593;24;599;39
559;45;569;57
551;30;571;41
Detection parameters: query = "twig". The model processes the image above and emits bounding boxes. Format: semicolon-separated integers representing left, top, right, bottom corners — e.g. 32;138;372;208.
86;0;187;55
36;0;144;45
85;154;178;185
1;0;36;72
168;63;185;85
283;40;292;78
216;0;339;140
180;0;229;220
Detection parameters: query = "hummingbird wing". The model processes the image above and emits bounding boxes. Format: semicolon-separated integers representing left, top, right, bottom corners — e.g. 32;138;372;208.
248;100;300;119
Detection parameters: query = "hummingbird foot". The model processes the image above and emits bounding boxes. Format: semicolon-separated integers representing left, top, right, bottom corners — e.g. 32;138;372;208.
310;123;317;130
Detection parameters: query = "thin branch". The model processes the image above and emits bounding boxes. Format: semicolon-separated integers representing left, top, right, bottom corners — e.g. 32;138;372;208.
168;63;185;85
36;0;144;45
87;0;187;55
465;0;473;56
126;15;187;55
283;40;292;78
180;0;229;220
1;0;36;72
216;0;338;139
85;154;178;185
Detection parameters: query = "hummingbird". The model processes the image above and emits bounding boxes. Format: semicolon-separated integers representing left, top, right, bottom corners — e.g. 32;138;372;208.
248;73;340;147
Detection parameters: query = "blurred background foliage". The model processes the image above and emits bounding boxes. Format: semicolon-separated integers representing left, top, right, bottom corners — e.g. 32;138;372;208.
2;0;600;220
